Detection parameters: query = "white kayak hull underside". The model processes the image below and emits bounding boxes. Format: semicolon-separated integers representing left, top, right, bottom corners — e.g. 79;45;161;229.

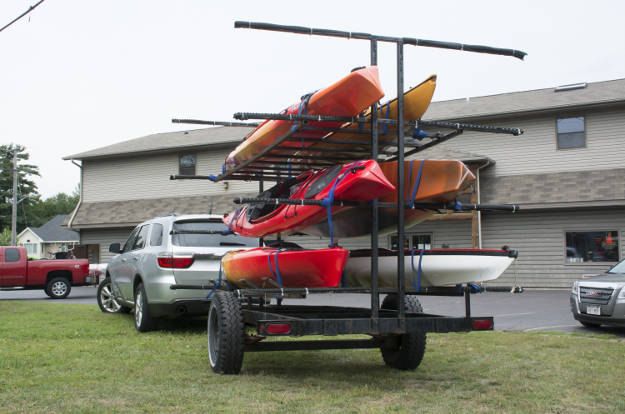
344;252;515;288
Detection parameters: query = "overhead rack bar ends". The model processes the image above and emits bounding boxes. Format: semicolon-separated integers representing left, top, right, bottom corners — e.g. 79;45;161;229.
234;21;527;60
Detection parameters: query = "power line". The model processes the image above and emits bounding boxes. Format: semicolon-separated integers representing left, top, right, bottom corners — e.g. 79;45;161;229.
0;0;47;34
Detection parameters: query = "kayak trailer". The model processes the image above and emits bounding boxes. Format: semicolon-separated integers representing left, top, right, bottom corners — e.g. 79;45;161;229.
171;21;526;374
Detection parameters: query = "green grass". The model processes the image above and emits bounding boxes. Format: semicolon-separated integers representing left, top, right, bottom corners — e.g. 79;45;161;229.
1;301;624;414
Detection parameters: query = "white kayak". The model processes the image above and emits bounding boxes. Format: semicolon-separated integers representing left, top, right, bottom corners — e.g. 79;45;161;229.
343;248;518;289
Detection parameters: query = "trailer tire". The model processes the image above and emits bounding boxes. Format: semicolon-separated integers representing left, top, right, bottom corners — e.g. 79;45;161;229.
379;294;427;371
207;292;244;375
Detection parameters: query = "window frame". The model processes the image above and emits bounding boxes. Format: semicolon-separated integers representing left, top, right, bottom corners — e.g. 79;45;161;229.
556;116;586;150
563;229;620;265
131;225;150;251
5;248;21;263
149;223;164;247
179;153;197;176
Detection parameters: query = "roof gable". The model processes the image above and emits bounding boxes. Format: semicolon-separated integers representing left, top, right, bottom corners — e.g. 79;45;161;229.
31;215;80;242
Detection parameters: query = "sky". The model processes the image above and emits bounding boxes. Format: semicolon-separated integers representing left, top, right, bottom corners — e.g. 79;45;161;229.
1;0;624;198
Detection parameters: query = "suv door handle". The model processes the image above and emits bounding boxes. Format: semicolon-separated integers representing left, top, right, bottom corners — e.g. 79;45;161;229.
121;258;127;263
132;257;138;261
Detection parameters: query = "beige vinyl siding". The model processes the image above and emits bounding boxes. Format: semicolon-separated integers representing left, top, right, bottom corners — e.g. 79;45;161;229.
434;107;625;177
82;149;257;203
480;208;625;288
80;228;134;264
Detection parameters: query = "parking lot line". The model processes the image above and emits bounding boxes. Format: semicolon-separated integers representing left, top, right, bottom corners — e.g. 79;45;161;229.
523;324;579;332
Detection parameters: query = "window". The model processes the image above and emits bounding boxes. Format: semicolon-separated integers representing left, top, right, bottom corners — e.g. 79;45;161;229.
557;117;585;149
122;227;140;253
132;225;150;250
566;231;619;263
172;220;257;248
150;223;164;246
390;234;432;250
5;248;20;262
179;154;196;175
22;243;38;257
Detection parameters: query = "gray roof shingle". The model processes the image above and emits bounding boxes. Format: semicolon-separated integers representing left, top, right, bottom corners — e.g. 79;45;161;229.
424;78;625;121
31;215;80;242
63;126;254;161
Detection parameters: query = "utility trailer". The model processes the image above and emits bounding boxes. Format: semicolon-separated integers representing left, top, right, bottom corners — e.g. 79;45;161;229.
171;21;526;374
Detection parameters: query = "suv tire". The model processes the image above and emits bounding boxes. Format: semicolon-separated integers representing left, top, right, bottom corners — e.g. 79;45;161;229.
97;277;130;313
134;282;157;332
45;277;71;299
207;292;245;374
379;294;427;370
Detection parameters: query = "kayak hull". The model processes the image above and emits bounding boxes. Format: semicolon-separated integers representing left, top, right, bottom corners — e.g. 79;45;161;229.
222;247;349;288
225;66;384;170
301;159;475;238
290;74;437;164
343;249;517;289
222;160;395;238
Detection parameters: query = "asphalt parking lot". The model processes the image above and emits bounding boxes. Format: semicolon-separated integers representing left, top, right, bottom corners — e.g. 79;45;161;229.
2;286;624;337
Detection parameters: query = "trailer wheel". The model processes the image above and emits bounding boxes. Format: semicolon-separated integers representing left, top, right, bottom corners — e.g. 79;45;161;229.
379;294;427;370
207;291;245;374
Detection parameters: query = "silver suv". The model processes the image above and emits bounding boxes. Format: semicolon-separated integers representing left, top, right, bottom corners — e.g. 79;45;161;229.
570;258;625;328
102;214;256;332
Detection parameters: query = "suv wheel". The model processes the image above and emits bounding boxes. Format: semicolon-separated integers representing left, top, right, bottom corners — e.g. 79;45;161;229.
134;282;157;332
45;277;71;299
97;278;130;313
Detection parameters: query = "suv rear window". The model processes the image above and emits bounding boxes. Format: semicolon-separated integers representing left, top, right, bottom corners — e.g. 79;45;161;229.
171;221;257;247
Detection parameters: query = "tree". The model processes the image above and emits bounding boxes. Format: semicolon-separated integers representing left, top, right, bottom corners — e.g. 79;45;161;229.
25;190;80;228
0;144;40;233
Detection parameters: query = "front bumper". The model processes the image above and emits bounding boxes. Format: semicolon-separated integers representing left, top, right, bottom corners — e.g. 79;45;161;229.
570;293;625;327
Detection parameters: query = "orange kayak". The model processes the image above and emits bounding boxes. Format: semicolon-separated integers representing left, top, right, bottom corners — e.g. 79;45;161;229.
300;159;475;238
222;246;349;288
225;66;385;170
289;74;437;164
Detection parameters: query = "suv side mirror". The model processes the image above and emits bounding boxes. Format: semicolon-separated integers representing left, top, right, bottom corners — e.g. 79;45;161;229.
109;243;122;254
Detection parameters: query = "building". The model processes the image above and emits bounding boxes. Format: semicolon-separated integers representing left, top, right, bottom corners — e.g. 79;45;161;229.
17;214;80;259
63;78;625;287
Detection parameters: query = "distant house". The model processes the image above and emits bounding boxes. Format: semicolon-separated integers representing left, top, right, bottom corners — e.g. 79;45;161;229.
17;215;80;259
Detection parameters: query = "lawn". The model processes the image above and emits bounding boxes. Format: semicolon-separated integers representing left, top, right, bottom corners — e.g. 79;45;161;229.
0;301;624;414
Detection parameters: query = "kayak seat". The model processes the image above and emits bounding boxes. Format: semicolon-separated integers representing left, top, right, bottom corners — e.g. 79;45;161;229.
247;177;300;221
263;239;303;250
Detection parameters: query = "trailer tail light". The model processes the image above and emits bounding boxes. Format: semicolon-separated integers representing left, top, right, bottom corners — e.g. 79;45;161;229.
262;323;291;335
157;256;194;269
472;319;493;330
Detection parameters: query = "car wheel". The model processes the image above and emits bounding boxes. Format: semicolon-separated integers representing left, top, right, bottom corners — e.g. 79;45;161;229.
45;277;71;299
580;321;601;328
97;278;127;313
207;291;245;374
134;282;157;332
379;294;427;371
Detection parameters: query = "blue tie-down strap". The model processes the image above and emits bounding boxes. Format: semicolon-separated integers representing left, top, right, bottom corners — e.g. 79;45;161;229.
206;259;224;299
407;159;426;209
451;200;463;211
267;250;284;287
410;248;424;292
321;161;364;247
357;110;366;133
208;174;218;182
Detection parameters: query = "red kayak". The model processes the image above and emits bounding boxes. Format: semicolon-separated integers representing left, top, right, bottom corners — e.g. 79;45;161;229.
221;246;349;288
222;160;395;237
225;66;385;170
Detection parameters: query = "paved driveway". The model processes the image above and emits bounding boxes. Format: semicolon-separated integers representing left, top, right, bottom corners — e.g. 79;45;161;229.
2;287;624;337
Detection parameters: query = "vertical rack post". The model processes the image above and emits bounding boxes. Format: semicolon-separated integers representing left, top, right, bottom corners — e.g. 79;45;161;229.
370;38;380;322
258;176;264;248
396;40;406;326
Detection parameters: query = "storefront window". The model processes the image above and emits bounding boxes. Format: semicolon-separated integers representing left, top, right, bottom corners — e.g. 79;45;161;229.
565;231;619;263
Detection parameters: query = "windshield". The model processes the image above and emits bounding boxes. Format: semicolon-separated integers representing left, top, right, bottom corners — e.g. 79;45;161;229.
171;220;257;247
607;259;625;274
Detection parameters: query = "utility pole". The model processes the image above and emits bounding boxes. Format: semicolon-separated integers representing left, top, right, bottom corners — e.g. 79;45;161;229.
11;150;18;245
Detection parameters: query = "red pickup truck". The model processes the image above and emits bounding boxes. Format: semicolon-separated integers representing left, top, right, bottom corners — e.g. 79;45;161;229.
0;246;92;299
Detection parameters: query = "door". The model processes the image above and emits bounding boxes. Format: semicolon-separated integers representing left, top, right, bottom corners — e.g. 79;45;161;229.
0;247;27;287
108;227;140;300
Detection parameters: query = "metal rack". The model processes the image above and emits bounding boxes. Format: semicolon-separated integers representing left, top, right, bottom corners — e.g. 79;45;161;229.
172;21;525;374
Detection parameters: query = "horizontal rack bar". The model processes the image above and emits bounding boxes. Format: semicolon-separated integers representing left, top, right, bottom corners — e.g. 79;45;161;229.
171;118;259;128
235;21;527;60
170;284;466;296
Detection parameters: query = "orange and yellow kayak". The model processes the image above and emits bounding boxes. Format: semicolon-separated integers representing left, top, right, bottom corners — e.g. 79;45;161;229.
222;246;349;288
290;74;437;163
225;66;385;170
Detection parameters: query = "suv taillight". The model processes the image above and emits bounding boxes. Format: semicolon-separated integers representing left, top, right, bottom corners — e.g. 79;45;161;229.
157;256;194;269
